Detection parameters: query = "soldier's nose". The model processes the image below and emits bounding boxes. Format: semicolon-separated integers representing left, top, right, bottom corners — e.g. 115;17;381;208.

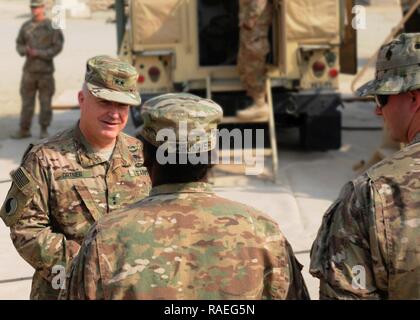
375;105;383;116
107;107;120;118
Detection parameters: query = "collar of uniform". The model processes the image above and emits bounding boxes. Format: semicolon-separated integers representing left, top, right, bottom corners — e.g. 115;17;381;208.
73;124;106;167
73;123;133;168
110;133;135;169
150;182;213;197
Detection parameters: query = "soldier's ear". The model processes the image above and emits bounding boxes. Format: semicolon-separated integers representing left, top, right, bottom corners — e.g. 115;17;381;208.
78;90;85;108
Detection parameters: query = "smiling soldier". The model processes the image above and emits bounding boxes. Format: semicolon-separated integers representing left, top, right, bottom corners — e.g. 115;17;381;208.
0;55;151;299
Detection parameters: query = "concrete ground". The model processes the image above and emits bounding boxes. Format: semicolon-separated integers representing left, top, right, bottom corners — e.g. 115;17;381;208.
0;0;404;299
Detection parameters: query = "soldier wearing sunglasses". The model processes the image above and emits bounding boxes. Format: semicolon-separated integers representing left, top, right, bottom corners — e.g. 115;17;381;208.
309;33;420;299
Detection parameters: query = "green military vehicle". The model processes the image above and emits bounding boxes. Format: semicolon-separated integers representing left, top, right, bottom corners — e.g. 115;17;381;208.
115;0;357;150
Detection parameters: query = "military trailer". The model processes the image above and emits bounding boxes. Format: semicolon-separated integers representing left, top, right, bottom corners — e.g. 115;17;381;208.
116;0;357;150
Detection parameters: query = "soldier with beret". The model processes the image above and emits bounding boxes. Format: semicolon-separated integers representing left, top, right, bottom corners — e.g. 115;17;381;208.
63;93;310;300
0;55;151;299
310;33;420;299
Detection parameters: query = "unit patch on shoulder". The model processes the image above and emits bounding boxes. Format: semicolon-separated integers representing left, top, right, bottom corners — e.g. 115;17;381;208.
1;167;38;226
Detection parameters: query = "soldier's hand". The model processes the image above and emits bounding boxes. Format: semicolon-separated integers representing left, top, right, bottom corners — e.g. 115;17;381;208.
26;47;37;57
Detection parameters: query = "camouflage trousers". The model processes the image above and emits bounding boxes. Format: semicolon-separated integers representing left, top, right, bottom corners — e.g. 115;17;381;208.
19;72;55;131
237;4;272;101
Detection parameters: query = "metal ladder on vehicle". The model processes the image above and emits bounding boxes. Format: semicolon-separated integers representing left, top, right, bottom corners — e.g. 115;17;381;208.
205;76;278;183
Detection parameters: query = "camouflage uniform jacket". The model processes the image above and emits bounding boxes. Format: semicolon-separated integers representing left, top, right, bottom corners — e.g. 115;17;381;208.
16;18;64;73
310;133;420;299
63;182;310;300
0;124;151;299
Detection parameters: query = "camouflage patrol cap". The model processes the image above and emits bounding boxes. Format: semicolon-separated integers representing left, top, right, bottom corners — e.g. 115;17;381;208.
85;55;141;106
357;33;420;97
30;0;45;7
138;93;223;153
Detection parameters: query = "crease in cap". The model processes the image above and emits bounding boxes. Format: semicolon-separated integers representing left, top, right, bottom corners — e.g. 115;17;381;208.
138;93;223;154
85;55;141;106
357;32;420;97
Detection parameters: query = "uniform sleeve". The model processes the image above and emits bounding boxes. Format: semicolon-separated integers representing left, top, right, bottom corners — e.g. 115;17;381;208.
16;24;27;57
64;225;104;300
36;27;64;60
0;151;80;284
262;233;310;300
309;176;387;299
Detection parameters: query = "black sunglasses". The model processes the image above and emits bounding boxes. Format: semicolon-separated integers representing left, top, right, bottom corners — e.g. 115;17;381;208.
375;95;389;108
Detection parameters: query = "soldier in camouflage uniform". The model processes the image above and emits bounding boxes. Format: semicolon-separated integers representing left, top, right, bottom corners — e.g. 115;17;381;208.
12;0;64;139
236;0;272;120
0;55;151;299
310;33;420;299
62;93;310;300
353;0;420;174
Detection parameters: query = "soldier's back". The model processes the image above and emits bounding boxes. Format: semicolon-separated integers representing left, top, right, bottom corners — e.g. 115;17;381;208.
89;182;307;299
